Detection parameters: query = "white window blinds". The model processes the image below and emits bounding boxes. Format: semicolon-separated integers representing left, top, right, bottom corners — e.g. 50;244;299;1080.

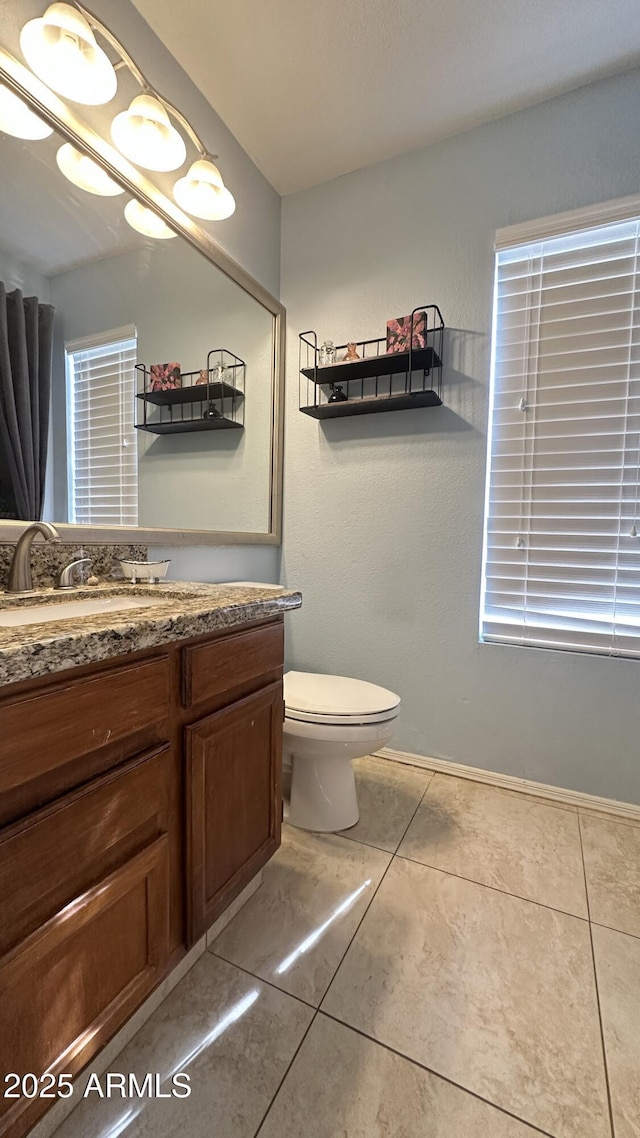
481;215;640;658
66;327;138;526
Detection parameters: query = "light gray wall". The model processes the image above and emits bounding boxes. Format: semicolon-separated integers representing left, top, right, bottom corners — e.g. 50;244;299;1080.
48;241;273;533
281;67;640;804
0;249;49;297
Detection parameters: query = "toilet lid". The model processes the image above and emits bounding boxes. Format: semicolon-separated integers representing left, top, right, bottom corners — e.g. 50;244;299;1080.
284;671;400;724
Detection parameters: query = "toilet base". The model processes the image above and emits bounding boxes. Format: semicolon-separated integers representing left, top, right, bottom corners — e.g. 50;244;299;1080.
288;753;359;832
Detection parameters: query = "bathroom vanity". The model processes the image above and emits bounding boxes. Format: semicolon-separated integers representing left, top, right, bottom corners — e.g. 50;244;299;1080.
0;582;301;1138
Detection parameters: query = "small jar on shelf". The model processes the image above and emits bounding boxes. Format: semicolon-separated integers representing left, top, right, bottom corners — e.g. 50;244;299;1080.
318;340;336;367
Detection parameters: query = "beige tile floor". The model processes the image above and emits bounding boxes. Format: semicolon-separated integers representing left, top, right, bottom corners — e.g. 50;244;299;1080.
53;756;640;1138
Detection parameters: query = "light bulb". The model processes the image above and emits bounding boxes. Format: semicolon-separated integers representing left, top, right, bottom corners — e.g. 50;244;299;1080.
124;199;176;240
56;143;124;196
173;159;236;220
112;94;186;172
20;3;117;106
0;85;53;140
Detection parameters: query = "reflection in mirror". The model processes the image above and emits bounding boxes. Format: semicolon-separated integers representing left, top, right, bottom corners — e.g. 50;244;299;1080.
0;121;275;536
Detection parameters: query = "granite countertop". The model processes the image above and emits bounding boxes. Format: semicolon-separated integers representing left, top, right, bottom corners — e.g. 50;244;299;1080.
0;581;302;687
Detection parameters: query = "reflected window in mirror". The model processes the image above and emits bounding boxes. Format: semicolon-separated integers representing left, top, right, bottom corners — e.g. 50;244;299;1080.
66;328;138;527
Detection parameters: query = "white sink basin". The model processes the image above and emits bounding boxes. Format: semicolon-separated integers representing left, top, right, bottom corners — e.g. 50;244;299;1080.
0;595;161;628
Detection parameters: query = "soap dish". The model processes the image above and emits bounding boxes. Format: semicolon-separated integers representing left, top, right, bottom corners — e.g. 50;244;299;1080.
117;559;170;585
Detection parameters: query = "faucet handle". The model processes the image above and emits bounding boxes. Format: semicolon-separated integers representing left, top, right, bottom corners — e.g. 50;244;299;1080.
55;558;92;590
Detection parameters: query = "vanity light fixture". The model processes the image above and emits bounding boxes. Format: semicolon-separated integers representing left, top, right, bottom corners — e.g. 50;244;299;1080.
173;159;236;221
0;84;54;139
111;93;187;173
18;2;236;220
56;142;124;195
19;2;117;106
124;199;177;240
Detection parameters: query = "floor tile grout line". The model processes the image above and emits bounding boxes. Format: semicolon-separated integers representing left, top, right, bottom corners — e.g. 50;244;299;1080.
394;851;590;922
261;771;438;1012
206;949;319;1011
336;763;435;856
312;773;437;1006
590;917;640;942
577;808;640;829
315;848;398;1008
392;768;436;850
318;1009;557;1138
577;813;617;1138
209;838;396;1012
252;1010;318;1138
334;829;399;856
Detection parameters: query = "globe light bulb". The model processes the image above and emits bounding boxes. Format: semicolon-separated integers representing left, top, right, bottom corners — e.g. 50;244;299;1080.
20;3;117;106
0;85;53;140
56;143;124;196
112;94;186;172
173;158;236;221
124;199;176;239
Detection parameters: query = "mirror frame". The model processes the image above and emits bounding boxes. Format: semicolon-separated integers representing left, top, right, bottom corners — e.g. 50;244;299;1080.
0;48;284;546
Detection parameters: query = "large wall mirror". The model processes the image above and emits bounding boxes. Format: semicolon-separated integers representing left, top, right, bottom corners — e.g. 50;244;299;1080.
0;41;284;546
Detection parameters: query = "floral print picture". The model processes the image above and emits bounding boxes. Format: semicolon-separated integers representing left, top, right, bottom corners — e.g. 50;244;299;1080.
149;362;182;391
386;311;428;353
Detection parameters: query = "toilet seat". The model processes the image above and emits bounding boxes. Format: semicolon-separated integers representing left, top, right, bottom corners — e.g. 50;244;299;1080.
284;671;400;726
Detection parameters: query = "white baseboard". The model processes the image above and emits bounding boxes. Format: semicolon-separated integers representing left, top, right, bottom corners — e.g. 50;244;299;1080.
376;747;640;823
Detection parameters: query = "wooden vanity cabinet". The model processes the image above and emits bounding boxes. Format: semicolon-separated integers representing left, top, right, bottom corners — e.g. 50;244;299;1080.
187;681;283;940
0;615;285;1138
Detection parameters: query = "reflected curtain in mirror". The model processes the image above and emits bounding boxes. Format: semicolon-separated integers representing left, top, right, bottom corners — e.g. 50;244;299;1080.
0;284;54;520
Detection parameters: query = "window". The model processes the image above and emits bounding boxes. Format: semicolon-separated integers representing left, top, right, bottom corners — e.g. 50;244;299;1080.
66;326;138;526
481;202;640;658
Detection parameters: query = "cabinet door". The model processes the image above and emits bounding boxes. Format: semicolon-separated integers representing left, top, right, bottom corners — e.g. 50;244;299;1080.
186;681;283;941
0;749;176;1138
0;839;169;1138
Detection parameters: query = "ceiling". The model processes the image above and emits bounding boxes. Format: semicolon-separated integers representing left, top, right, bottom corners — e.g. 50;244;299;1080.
0;130;149;276
132;0;640;195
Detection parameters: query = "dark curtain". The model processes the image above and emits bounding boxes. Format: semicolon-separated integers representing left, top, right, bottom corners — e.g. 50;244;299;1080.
0;283;55;520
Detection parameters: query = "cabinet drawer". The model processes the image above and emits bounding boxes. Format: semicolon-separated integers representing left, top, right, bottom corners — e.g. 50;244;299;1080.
0;746;176;957
0;655;171;825
183;621;284;710
0;838;169;1138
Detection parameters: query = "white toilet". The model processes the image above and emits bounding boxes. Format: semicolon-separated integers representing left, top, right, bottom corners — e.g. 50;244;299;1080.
284;671;401;832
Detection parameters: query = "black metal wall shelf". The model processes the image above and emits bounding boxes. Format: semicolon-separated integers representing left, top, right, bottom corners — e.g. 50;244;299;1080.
301;345;440;386
137;417;242;435
137;379;242;407
300;390;442;420
135;349;245;435
299;305;444;420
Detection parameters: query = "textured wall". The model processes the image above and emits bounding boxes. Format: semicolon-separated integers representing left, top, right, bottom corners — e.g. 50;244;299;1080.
281;68;640;803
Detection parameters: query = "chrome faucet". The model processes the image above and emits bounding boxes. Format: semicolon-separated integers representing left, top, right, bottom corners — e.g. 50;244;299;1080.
6;521;61;594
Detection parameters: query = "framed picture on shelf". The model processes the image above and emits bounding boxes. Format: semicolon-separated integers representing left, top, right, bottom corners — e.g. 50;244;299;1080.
149;362;182;391
386;311;428;353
